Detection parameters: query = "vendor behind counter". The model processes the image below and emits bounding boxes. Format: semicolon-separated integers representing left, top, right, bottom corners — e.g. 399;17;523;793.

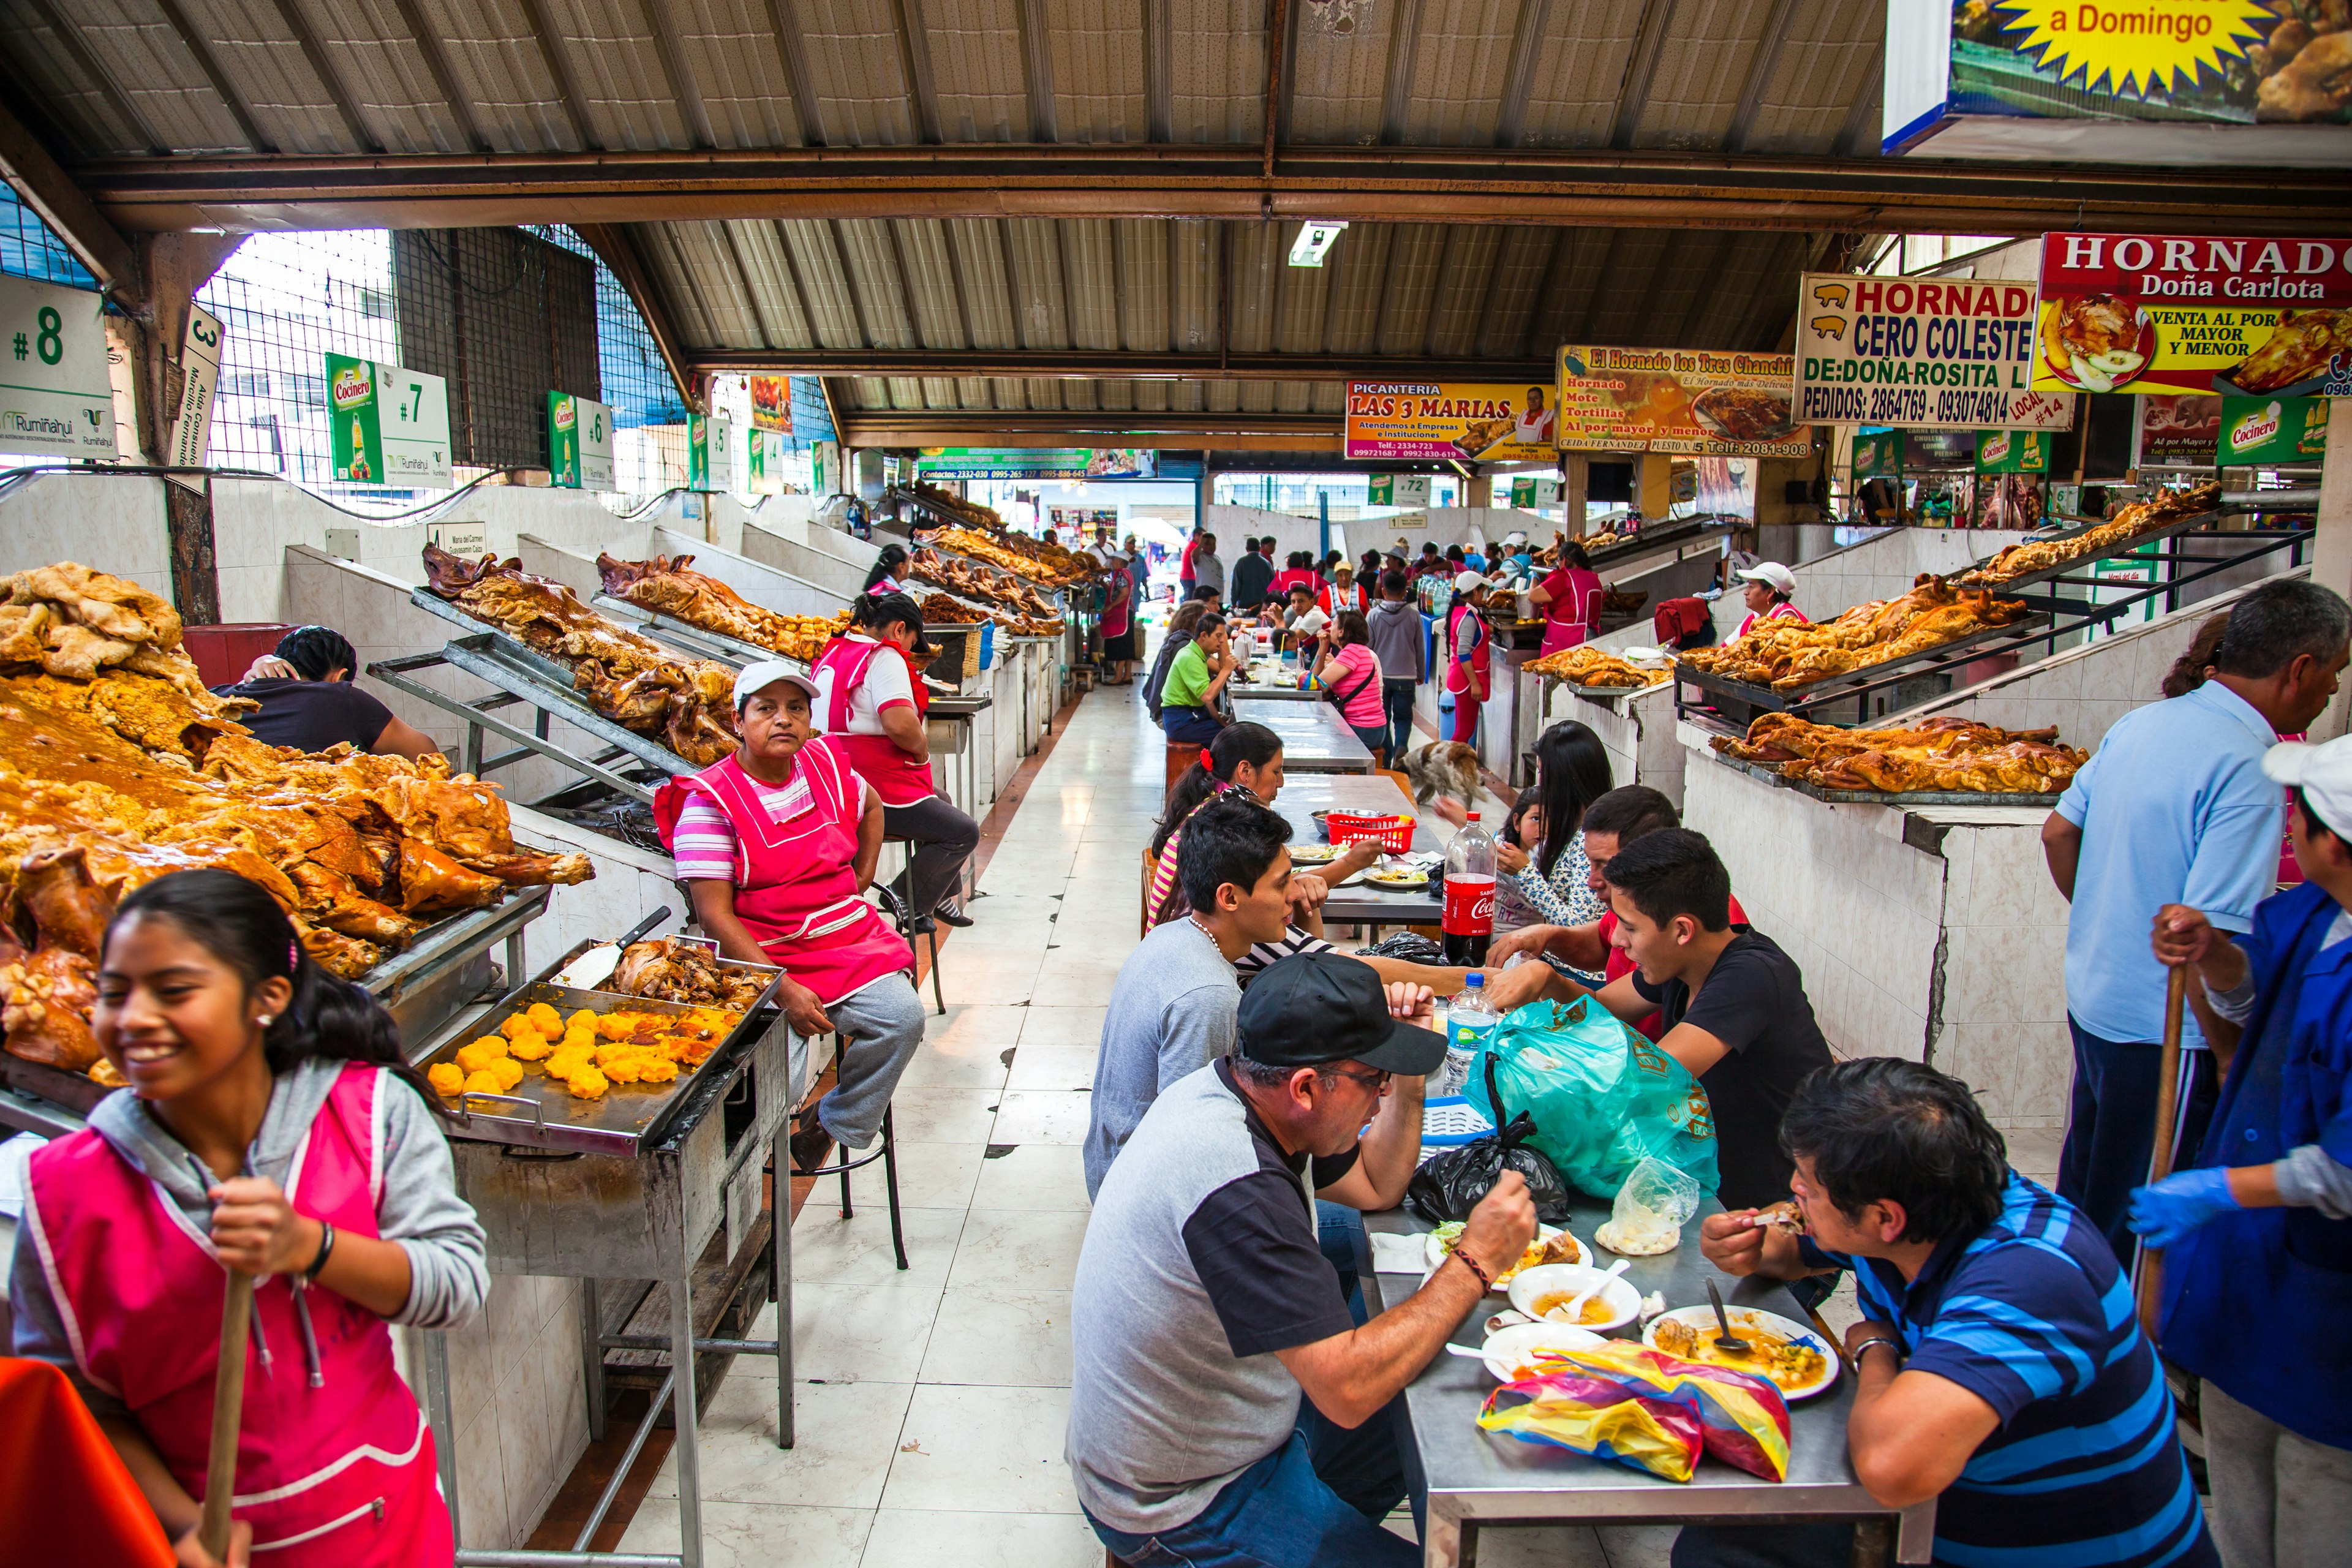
214;625;439;760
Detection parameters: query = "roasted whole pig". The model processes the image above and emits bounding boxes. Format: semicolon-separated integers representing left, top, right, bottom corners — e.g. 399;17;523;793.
423;546;742;765
2227;309;2352;396
907;548;1060;617
910;519;1095;587
1713;713;2086;795
610;938;772;1011
1523;646;1669;688
0;561;596;1085
1958;481;2222;589
1683;575;2032;692
596;552;851;663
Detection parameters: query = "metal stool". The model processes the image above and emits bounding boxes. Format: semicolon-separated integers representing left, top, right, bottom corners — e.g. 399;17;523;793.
875;878;946;1016
791;1088;908;1273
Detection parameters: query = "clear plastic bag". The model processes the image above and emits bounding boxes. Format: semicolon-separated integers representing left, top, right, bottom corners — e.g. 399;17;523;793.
1594;1156;1703;1257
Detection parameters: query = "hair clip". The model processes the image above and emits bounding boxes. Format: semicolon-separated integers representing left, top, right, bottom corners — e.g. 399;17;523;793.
288;940;300;972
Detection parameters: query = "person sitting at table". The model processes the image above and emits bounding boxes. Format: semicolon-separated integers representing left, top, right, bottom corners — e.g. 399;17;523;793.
1490;720;1612;941
1158;612;1237;745
810;592;979;930
1317;565;1368;619
1691;1057;2218;1568
659;662;929;1177
1487;785;1751;1039
1071;952;1530;1568
1480;828;1829;1208
1144;601;1207;728
222;625;441;760
1310;611;1387;755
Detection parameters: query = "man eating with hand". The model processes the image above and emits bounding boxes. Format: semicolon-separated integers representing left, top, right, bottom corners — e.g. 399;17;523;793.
1068;951;1532;1568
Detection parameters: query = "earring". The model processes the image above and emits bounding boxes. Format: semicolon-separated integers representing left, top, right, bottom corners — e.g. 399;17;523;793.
257;1015;274;1028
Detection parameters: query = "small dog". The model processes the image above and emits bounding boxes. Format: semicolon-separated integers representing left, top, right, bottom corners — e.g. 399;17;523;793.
1398;741;1482;815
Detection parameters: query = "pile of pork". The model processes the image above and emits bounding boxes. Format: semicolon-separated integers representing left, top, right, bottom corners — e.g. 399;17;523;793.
597;552;850;663
610;937;771;1011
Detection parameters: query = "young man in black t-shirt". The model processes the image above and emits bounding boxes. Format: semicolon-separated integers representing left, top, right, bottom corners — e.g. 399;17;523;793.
1493;826;1831;1207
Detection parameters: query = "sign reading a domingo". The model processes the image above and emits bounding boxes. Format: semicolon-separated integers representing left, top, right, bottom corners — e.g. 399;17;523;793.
1795;271;2075;431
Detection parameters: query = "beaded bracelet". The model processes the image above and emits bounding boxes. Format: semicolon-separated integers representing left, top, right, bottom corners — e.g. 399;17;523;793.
1452;1248;1493;1292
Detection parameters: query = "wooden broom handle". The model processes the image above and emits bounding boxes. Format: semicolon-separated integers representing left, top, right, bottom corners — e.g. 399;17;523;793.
2135;965;2190;1336
200;1271;255;1561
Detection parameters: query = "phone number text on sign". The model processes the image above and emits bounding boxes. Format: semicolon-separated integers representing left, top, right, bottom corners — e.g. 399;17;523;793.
1795;273;2071;430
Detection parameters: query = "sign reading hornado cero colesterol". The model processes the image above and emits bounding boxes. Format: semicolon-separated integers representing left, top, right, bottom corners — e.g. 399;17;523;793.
1794;272;2076;431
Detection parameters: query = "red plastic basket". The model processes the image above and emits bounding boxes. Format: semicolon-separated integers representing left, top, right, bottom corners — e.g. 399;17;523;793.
1327;812;1415;853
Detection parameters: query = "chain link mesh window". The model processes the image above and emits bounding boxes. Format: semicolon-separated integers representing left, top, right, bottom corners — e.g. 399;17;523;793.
391;227;598;469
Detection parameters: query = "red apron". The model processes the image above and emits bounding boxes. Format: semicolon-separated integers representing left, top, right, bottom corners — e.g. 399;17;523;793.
1537;567;1604;657
21;1065;449;1566
655;741;914;1006
812;635;938;806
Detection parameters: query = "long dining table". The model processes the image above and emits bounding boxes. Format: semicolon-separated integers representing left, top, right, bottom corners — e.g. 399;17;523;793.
1232;697;1375;773
1268;772;1442;930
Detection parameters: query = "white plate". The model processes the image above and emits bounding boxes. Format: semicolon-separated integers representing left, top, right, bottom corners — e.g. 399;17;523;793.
1506;1263;1644;1332
1642;1305;1841;1401
1288;844;1344;865
1365;870;1430;890
1478;1322;1605;1382
1423;1224;1583;1289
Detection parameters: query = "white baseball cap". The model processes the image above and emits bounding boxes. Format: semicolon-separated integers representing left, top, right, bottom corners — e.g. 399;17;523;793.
2264;737;2352;834
1734;561;1798;596
1453;570;1487;595
733;660;821;709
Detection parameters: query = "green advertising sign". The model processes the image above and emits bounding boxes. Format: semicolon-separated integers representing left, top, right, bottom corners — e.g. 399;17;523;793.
546;391;614;491
687;413;734;492
1850;429;1901;485
1974;428;2049;475
747;429;785;495
2218;396;2329;467
327;353;450;486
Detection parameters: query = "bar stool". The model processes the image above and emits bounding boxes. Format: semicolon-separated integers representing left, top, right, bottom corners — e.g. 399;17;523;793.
875;876;946;1015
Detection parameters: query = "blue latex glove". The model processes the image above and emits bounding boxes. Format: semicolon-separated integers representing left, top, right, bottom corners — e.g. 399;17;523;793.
2128;1168;2240;1249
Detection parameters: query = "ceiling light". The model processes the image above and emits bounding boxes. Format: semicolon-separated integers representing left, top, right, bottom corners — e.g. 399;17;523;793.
1289;221;1348;268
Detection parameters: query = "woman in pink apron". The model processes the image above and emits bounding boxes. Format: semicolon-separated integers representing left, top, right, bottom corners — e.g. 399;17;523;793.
658;661;930;1175
1445;570;1490;745
1528;541;1604;657
15;869;486;1567
809;592;978;930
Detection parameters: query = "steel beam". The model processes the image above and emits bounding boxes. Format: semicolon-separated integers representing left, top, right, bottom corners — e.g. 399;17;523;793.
74;145;2352;236
685;346;1552;381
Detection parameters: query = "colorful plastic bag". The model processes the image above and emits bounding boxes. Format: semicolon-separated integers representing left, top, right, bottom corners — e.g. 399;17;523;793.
1476;1341;1791;1483
1464;995;1719;1199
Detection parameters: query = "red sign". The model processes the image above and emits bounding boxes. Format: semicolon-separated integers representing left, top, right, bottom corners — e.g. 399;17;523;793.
2039;235;2352;309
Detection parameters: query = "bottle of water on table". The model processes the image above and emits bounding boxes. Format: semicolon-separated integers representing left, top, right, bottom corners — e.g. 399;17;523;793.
1438;973;1497;1096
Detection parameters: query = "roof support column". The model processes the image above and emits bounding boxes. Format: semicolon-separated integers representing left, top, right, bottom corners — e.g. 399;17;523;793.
2313;396;2352;739
123;232;243;625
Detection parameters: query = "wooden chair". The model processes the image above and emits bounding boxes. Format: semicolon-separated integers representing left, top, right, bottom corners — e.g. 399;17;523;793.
1166;740;1204;793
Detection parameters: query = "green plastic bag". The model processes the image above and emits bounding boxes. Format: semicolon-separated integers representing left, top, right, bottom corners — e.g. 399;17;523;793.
1463;992;1719;1200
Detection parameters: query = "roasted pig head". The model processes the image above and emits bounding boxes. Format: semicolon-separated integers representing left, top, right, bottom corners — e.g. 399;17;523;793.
18;844;117;960
2;947;102;1071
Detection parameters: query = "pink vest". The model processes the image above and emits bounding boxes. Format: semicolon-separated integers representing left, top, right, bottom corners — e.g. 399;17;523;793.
812;636;938;806
1539;566;1604;656
1446;601;1490;695
655;742;915;1005
21;1066;449;1565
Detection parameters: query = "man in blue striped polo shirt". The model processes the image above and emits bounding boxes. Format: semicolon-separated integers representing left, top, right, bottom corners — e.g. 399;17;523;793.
1688;1058;2217;1568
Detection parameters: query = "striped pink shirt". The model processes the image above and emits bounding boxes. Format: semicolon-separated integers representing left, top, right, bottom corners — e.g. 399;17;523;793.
671;758;872;883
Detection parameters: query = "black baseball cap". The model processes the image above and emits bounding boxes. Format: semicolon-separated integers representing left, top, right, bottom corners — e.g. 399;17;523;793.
1236;952;1447;1076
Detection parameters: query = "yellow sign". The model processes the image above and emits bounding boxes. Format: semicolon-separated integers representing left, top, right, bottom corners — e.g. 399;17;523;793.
1555;347;1812;457
1989;2;2273;99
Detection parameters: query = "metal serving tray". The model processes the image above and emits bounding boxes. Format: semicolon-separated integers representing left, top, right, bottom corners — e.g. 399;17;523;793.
0;888;554;1120
429;631;699;780
1585;518;1736;569
422;965;784;1158
1702;742;2065;808
1950;507;2225;594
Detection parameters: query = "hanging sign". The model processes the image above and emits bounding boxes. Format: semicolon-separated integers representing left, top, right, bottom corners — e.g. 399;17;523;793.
546;391;615;491
748;375;793;434
2218;395;2329;466
687;412;734;492
2029;233;2352;397
0;276;115;459
1344;382;1556;462
1368;473;1431;507
165;304;223;493
1974;428;2049;475
2136;393;2223;467
326;355;450;486
914;447;1155;480
1795;271;2075;430
1850;428;1903;486
812;439;839;496
747;429;784;495
1554;348;1812;456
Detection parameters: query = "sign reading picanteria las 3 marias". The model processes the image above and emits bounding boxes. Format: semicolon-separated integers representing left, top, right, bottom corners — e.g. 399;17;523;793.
2030;233;2352;397
1795;272;2075;431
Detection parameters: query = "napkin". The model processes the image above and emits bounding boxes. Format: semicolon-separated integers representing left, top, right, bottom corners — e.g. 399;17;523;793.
1370;1230;1431;1275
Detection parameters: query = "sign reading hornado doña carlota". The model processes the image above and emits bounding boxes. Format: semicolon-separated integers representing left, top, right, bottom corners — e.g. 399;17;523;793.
1794;271;2076;431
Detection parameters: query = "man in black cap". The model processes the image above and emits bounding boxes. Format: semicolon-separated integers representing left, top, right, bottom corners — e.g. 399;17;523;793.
1067;952;1537;1568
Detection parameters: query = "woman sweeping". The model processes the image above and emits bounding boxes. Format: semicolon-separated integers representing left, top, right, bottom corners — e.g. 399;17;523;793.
12;869;488;1566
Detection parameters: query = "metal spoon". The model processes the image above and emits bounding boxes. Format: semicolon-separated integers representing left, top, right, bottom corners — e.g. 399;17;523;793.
1705;1278;1751;1355
1546;1259;1630;1324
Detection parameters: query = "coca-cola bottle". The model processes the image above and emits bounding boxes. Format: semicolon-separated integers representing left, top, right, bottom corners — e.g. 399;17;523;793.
1442;812;1496;966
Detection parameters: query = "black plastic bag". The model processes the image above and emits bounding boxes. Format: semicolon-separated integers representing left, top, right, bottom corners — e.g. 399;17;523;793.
1355;931;1445;965
1405;1052;1574;1226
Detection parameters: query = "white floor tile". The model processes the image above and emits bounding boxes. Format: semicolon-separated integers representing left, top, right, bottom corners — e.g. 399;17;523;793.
1003;1042;1099;1093
643;1378;914;1509
916;1287;1074;1386
835;1139;987;1210
787;1204;965;1289
990;1090;1096;1145
616;1498;873;1567
970;1142;1093;1212
885;1086;1005;1144
742;1284;939;1384
946;1206;1092;1291
1597;1523;1681;1568
1017;1005;1107;1050
879;1384;1080;1513
861;1507;1103;1567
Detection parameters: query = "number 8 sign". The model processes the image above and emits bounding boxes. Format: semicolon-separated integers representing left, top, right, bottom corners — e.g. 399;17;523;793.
0;275;113;458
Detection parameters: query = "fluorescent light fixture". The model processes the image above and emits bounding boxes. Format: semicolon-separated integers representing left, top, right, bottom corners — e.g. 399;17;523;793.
1289;221;1348;268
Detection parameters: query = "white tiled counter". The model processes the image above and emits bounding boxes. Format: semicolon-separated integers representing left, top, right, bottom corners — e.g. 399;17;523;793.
1679;726;2073;1133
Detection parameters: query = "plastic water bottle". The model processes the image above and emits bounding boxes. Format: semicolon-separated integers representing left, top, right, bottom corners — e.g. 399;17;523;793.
1439;973;1497;1094
1442;812;1496;966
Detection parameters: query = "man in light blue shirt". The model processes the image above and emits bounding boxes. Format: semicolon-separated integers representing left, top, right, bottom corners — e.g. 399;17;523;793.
2043;578;2350;1263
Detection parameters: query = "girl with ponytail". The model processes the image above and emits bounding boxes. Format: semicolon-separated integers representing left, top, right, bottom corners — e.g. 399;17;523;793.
1145;723;1381;925
13;868;486;1565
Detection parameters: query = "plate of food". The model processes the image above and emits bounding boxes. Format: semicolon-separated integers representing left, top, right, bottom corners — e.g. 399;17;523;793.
1507;1262;1645;1332
1644;1305;1840;1400
1366;867;1430;890
1288;842;1345;865
1477;1321;1606;1382
1425;1222;1583;1288
2041;295;2154;393
1690;387;1796;443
